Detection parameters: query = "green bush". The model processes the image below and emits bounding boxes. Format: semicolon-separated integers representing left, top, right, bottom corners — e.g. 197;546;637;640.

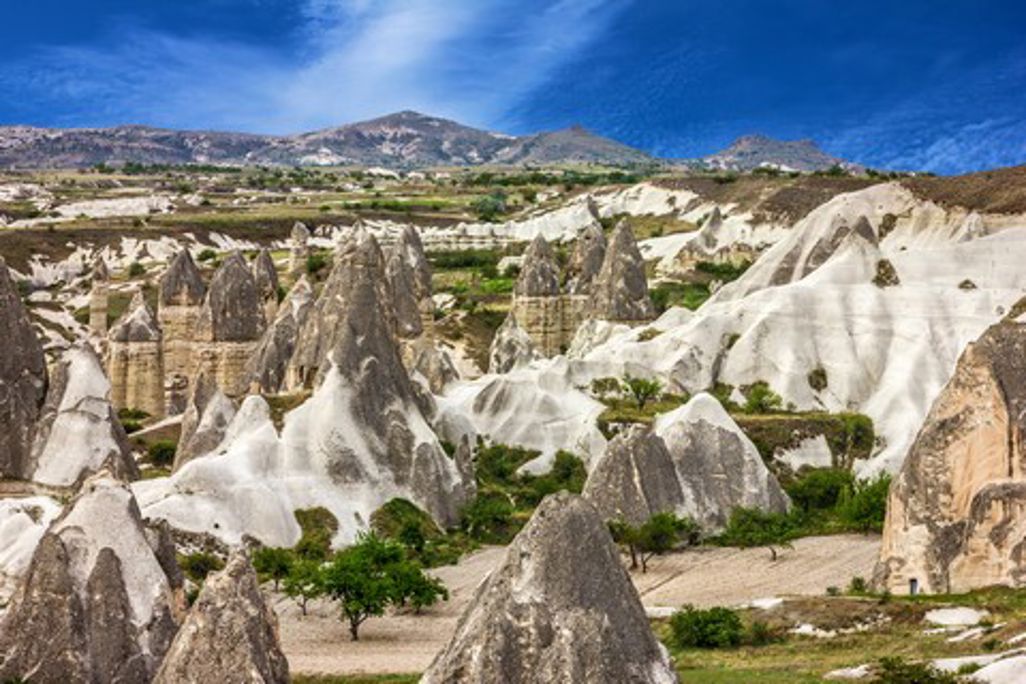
252;547;294;590
744;382;783;413
197;249;217;262
836;473;891;533
293;507;339;561
874;657;960;683
127;262;146;277
146;440;177;468
694;260;752;282
283;557;324;616
716;508;796;560
807;367;828;391
622;374;663;409
669;605;744;649
306;253;329;275
178;552;224;583
786;468;854;513
609;512;700;573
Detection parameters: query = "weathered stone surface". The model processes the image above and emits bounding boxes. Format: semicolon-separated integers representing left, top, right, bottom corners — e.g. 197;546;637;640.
288;227;394;390
583;425;687;526
159;248;206;307
196;251;265;343
0;474;182;683
514;234;561;298
246;276;314;394
653;393;790;532
0;257;47;480
408;339;460;394
592;220;654;322
108;291;165;418
159;249;206;392
31;344;139;486
173;370;236;472
488;312;540;374
89;258;111;336
154;550;289;684
252;248;280;324
396;225;432;303
565;223;607;295
289;221;311;277
386;239;425;340
422;492;678;684
876;318;1026;594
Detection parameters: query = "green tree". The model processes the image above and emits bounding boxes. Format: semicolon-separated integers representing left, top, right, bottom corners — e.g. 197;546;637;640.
178;552;224;583
283;558;324;616
837;473;892;533
252;547;293;591
127;262;145;277
622;374;663;410
718;507;796;561
786;468;855;513
743;381;783;413
609;513;700;573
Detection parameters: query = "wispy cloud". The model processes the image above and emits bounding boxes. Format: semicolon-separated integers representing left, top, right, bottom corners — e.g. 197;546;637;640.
0;0;631;133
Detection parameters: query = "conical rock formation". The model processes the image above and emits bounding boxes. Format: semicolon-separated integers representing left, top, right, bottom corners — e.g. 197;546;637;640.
488;312;540;374
591;220;654;322
565;224;607;295
196;251;265;343
159;249;206;308
252;248;280;324
876;317;1026;594
173;370;236;472
30;344;138;487
0;474;183;683
246;276;314;394
154;550;289;684
422;492;678;684
0;257;47;479
514;234;561;297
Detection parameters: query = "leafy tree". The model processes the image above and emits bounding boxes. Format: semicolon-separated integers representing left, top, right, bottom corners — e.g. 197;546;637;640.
609;513;700;573
622;374;663;410
252;547;294;591
837;473;892;533
669;605;744;649
786;468;855;513
283;558;324;616
743;381;783;413
390;560;448;614
460;492;515;543
472;191;508;222
717;507;796;560
306;253;329;276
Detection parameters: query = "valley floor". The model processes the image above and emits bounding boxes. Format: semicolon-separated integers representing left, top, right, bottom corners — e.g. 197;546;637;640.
278;534;880;677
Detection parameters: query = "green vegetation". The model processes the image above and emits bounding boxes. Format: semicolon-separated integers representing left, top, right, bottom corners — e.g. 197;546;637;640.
622;374;664;409
743;382;783;414
609;513;701;572
127;261;146;277
471;191;508;221
807;367;828;392
117;407;149;434
695;260;752;282
145;440;177;468
178;552;224;583
650;281;712;312
283;558;326;616
670;606;745;649
874;657;961;683
252;546;294;591
197;248;217;262
306;252;329;276
714;508;797;560
370;498;468;568
294;507;340;561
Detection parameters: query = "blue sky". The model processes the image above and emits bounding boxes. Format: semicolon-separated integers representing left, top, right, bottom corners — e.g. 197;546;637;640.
1;0;1024;174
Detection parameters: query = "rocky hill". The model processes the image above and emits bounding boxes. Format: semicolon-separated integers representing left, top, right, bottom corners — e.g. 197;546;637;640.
701;134;860;172
0;111;655;169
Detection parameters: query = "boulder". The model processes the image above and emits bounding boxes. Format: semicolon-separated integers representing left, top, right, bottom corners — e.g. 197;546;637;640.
488;312;540;374
0;474;183;683
0;257;47;479
153;550;289;684
876;318;1026;594
30;344;138;487
422;492;678;684
591;220;654;322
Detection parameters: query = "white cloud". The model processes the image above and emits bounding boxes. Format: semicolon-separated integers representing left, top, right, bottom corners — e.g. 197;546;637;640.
0;0;631;133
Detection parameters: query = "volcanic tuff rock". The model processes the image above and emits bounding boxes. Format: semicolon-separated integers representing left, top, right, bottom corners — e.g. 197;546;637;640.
0;257;47;479
395;225;433;301
89;258;111;335
154;550;289;684
409;341;460;394
653;393;789;532
591;220;655;322
252;248;280;323
422;492;678;684
158;248;206;308
246;277;314;394
583;425;687;526
0;474;183;683
289;221;311;277
489;312;540;374
876;317;1026;594
195;251;265;343
288;227;394;389
30;345;139;487
173;370;236;473
515;234;562;297
385;238;426;339
108;291;166;418
565;223;607;295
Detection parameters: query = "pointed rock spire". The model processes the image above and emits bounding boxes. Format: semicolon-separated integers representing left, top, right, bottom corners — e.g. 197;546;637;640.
153;550;289;684
0;257;47;479
195;251;264;342
385;239;425;340
109;290;161;343
565;224;607;295
159;249;206;307
246;276;314;394
422;492;678;683
489;312;539;374
173;370;236;472
252;248;279;304
0;474;183;683
591;220;654;322
514;234;561;297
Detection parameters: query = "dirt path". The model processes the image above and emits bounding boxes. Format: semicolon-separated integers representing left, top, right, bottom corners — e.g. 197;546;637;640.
278;535;880;676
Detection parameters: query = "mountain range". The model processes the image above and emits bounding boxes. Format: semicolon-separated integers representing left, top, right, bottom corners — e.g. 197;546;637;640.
0;110;855;171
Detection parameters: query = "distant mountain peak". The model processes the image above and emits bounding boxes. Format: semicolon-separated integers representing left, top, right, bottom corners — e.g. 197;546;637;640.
704;134;859;172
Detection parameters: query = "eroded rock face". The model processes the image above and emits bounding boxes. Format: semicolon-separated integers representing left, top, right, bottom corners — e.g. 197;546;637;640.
422;492;678;684
154;550;289;684
108;291;165;418
876;318;1026;594
515;234;562;297
653;393;790;532
591;220;654;322
385;239;426;340
173;370;236;472
288;227;394;390
0;257;47;479
252;248;280;323
195;251;265;343
0;474;182;683
246;277;314;394
409;341;460;394
395;225;432;303
565;224;607;295
89;258;111;336
289;221;311;277
488;312;540;374
583;425;687;526
159;249;206;308
30;344;138;487
159;249;207;399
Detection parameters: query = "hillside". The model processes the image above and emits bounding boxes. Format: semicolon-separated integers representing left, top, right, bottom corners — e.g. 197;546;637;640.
702;134;860;172
0;111;654;170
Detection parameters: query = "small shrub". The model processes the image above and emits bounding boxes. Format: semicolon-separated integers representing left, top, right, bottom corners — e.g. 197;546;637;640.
807;367;828;391
669;605;744;649
293;507;339;561
826;586;841;597
836;473;891;533
178;552;224;583
743;381;783;414
872;259;900;288
848;576;868;595
746;620;776;646
637;327;662;342
622;374;663;409
874;656;960;683
590;377;622;400
146;440;177;468
127;262;145;277
786;468;854;513
197;249;217;262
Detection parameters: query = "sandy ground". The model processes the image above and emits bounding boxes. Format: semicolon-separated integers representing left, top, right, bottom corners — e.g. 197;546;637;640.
278;534;880;676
